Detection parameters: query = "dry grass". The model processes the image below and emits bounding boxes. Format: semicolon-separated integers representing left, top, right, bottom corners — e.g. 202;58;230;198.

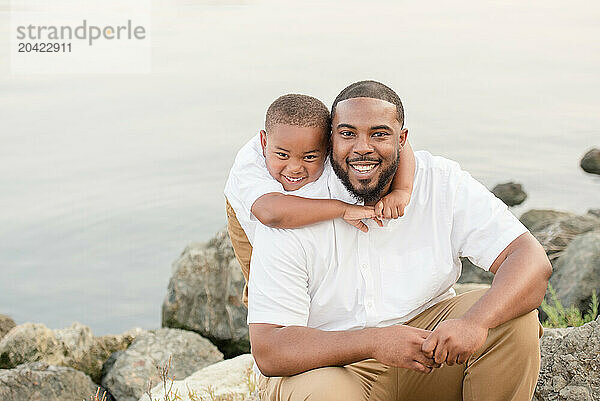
88;387;109;401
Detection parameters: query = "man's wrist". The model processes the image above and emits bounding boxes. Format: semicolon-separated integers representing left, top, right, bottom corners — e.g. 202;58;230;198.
364;327;381;358
459;313;492;330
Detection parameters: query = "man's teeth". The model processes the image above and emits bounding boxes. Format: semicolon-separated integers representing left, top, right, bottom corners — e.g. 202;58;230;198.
351;164;377;172
285;176;304;182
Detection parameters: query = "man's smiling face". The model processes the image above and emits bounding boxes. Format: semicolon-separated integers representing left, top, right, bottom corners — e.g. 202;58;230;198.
331;97;407;204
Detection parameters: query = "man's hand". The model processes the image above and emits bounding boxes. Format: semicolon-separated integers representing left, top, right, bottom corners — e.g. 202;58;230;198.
372;325;441;374
375;189;411;220
421;318;489;366
342;204;382;232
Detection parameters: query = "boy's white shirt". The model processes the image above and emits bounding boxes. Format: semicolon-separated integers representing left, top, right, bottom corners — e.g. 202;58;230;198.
224;133;331;245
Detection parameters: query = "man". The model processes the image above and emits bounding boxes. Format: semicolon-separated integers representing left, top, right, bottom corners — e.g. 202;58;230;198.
248;81;552;401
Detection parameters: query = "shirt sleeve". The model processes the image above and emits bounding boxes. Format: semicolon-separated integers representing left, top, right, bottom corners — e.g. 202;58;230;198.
247;225;310;326
450;168;528;270
224;135;284;222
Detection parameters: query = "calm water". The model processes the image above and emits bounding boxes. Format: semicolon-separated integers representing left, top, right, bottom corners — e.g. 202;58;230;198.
1;0;598;335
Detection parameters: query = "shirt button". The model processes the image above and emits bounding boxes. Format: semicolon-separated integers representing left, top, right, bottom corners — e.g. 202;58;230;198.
366;301;374;308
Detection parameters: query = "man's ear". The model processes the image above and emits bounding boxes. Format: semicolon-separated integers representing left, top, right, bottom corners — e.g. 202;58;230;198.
399;128;408;148
259;130;267;157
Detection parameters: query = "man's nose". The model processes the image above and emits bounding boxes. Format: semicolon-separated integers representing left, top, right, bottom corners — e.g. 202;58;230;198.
352;134;374;155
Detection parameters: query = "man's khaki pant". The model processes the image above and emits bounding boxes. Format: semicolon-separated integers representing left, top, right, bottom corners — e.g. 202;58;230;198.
225;199;543;400
258;289;543;401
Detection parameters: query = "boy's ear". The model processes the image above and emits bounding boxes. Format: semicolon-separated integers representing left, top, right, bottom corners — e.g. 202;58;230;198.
259;130;267;156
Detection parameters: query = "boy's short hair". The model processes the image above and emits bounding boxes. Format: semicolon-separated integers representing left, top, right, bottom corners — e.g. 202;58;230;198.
331;80;404;127
265;94;331;133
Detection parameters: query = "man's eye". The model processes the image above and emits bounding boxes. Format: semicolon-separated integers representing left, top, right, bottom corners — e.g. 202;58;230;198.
339;131;354;137
372;131;389;138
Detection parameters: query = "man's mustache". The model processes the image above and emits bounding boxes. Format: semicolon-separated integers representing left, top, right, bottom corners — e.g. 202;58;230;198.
346;156;381;164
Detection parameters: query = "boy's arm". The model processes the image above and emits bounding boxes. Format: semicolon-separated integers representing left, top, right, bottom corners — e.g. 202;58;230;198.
251;194;379;232
375;140;416;219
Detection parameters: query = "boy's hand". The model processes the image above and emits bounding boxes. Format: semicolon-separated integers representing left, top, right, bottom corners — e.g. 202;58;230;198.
342;204;383;233
375;189;411;220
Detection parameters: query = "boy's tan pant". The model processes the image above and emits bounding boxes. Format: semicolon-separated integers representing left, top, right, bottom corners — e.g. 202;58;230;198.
258;289;543;401
226;199;252;308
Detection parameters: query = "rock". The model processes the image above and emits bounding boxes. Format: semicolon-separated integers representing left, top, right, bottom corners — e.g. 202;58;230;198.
0;322;142;383
580;148;600;175
519;209;600;260
0;314;16;340
162;228;249;357
588;209;600;218
0;362;111;401
139;354;258;401
548;230;600;315
81;329;144;383
491;182;527;206
102;327;223;401
458;258;494;284
534;316;600;400
452;283;491;295
520;210;575;231
101;350;123;381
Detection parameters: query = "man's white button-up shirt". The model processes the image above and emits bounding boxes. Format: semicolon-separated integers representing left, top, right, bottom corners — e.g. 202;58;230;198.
247;151;528;330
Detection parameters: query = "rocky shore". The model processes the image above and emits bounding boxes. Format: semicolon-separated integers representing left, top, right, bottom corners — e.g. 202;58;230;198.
1;176;599;400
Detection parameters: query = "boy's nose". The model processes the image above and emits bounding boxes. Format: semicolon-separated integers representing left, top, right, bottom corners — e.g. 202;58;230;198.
287;162;305;174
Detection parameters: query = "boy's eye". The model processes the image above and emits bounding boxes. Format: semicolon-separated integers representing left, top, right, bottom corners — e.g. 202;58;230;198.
372;131;389;138
339;130;354;137
304;155;318;161
275;152;288;158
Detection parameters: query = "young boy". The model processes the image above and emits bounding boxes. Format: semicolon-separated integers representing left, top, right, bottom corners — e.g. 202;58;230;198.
224;94;415;307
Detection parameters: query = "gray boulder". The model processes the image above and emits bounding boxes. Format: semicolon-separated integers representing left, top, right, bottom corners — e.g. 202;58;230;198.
580;148;600;175
520;210;575;231
491;182;527;206
0;362;109;401
534;316;600;401
162;228;249;357
548;230;600;316
101;327;223;401
0;314;15;340
519;209;600;261
458;258;494;284
588;209;600;218
139;354;258;401
0;322;142;383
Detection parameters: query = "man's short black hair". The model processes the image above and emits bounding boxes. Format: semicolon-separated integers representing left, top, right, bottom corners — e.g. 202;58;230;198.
331;80;404;127
265;94;331;133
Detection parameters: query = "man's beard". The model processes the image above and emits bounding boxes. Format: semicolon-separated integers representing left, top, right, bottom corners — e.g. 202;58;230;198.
330;149;400;204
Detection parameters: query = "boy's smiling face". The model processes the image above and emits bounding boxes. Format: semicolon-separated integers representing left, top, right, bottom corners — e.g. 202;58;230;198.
260;124;329;191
